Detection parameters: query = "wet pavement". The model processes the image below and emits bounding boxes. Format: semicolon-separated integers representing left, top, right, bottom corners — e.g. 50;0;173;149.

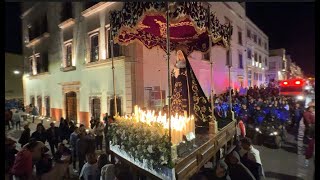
253;125;314;180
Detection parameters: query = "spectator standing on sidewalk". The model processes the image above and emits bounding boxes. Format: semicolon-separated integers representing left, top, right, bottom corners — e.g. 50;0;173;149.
94;121;104;151
31;105;39;123
31;123;47;144
70;127;79;172
12;109;22;130
77;132;88;172
46;122;61;155
5;109;12;130
19;124;31;148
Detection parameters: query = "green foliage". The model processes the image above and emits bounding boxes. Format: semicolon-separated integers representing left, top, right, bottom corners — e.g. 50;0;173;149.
108;117;173;169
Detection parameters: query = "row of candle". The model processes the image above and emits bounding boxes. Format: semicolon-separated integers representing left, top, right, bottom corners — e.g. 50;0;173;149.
122;105;196;145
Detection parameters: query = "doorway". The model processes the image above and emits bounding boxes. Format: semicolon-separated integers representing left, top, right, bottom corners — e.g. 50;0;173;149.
37;96;42;116
45;96;50;117
66;91;77;122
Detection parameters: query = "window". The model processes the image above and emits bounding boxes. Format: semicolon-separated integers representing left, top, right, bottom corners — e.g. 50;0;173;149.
253;34;257;43
247;29;251;38
28;15;48;41
269;62;276;70
90;97;101;120
248;70;252;79
264;42;268;50
254;72;258;80
89;33;99;62
282;61;286;70
238;30;242;45
258;38;261;46
29;56;34;74
32;52;48;75
61;2;72;22
265;57;268;66
226;49;232;67
247;48;252;59
238;53;243;69
30;96;35;106
259;74;262;81
106;27;122;58
258;55;262;64
254;52;257;62
64;42;72;67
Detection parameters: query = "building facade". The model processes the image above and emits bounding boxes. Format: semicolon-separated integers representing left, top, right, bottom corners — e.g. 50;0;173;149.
245;18;269;87
267;48;287;82
5;53;24;99
286;55;304;79
21;2;256;126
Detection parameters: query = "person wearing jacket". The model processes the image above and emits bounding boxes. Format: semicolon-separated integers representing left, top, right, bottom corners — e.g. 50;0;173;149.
12;109;22;130
225;151;256;180
94;121;104;150
203;160;231;180
70;127;79;171
46;122;61;155
239;138;264;180
239;104;249;124
31;123;47;144
77;132;89;172
18;124;31;147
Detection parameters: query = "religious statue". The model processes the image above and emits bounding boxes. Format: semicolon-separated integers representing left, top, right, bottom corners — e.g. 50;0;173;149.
171;49;212;128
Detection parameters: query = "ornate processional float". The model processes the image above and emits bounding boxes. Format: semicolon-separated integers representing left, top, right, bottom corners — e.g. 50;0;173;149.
107;2;235;179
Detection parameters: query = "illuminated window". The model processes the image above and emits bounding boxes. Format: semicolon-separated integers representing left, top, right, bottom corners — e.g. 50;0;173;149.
64;42;72;67
89;33;99;62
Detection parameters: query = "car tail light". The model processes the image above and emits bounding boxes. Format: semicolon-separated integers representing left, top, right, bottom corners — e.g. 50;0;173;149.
295;80;301;85
283;81;288;85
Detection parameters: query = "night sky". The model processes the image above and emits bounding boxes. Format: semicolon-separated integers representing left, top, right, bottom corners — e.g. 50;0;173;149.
246;2;315;75
5;2;22;54
5;2;315;75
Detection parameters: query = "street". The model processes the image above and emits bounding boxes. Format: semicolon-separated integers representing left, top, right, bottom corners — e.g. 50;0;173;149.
6;118;314;180
254;128;314;180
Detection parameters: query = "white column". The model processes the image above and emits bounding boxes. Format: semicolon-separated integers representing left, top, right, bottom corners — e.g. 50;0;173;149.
99;12;106;60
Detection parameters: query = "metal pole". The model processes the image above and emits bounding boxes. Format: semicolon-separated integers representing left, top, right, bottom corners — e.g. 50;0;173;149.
228;65;232;111
110;28;117;116
159;70;163;108
166;2;171;142
208;5;216;122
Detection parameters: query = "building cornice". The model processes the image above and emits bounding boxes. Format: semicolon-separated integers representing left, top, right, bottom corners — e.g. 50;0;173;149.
58;18;75;29
20;3;40;19
82;2;116;18
26;33;50;48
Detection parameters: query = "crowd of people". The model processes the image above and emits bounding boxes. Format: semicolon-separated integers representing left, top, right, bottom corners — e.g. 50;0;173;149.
196;83;315;180
5;83;315;180
5;111;130;180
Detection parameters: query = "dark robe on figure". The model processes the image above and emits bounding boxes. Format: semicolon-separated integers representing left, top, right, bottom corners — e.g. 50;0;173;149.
171;54;211;127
